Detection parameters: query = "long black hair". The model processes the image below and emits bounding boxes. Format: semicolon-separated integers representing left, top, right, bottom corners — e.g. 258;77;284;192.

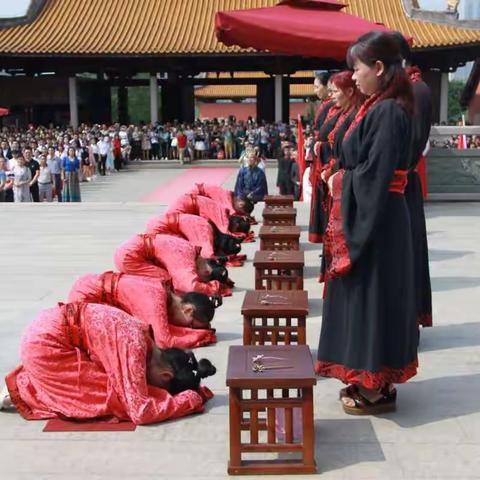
347;31;414;115
390;31;413;66
214;231;242;255
162;348;216;395
314;71;332;86
207;259;229;284
228;215;250;234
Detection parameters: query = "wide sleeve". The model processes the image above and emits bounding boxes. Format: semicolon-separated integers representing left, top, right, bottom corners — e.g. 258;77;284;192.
234;168;245;198
181;216;216;258
145;215;170;235
168;245;223;296
254;169;268;201
167;325;218;349
85;307;205;425
341;100;411;267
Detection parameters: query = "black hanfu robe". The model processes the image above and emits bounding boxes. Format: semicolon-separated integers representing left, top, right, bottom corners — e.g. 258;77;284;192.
318;107;357;285
308;103;340;243
406;69;433;328
316;99;418;389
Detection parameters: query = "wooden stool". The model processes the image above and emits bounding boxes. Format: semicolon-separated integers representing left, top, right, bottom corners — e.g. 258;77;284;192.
254;250;304;290
241;290;308;345
259;225;301;251
264;194;294;208
227;345;317;475
262;206;297;226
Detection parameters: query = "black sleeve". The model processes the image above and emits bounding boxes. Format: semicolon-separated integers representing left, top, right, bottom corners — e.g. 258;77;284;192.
342;100;412;264
411;81;432;166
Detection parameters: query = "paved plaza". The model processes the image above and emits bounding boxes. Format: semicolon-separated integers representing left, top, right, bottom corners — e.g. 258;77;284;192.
1;164;480;479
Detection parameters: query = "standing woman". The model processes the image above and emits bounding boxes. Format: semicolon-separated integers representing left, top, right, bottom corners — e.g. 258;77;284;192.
12;155;32;202
392;31;433;329
61;147;81;202
318;71;364;284
316;32;417;414
309;75;340;243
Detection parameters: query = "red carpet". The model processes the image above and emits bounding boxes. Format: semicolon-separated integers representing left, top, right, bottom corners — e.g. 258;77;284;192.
43;418;136;432
142;167;236;203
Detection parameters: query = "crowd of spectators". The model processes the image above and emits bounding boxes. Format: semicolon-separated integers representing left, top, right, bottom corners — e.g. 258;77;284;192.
0;119;299;202
430;134;480;149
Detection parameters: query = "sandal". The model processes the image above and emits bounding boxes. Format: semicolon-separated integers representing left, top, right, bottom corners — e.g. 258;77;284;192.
342;386;397;416
339;384;358;400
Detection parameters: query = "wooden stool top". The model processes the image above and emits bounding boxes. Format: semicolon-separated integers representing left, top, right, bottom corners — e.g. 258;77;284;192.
253;250;304;268
227;345;316;388
259;225;301;238
241;290;308;315
264;195;294;206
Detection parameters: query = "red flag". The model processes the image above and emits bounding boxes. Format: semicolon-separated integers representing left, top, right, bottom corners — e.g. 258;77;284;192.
458;116;467;150
297;115;306;201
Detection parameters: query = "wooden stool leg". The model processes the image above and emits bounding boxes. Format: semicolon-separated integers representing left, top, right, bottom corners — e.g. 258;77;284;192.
301;387;316;471
229;387;242;472
298;317;306;345
243;316;253;345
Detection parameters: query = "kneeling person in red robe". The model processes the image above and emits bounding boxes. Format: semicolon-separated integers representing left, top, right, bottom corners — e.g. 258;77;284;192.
68;272;219;348
114;233;232;296
2;302;216;425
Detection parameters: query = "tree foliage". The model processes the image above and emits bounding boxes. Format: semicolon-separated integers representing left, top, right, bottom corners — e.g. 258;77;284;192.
448;80;467;123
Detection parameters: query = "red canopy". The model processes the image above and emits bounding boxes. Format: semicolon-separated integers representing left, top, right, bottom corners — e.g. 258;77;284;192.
0;108;9;117
215;0;392;60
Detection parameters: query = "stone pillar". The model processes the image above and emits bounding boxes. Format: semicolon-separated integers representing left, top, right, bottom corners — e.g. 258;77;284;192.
422;70;442;124
150;75;159;124
440;72;449;124
118;85;129;125
161;77;194;123
274;75;283;123
282;77;290;123
257;79;275;123
68;76;79;129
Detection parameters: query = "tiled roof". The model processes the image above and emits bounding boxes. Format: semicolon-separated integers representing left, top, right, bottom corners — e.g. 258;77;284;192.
0;0;478;55
195;83;315;98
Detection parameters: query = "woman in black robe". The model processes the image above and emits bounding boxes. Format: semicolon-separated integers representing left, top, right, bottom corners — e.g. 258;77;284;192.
392;31;433;328
317;71;363;286
308;101;340;243
316;32;418;415
308;72;336;243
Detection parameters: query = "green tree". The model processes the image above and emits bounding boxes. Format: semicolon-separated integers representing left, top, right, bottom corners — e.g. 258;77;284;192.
111;86;159;124
448;80;467;123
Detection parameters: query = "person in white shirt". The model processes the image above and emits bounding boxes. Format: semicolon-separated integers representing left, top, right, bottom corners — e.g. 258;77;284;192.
37;154;53;202
96;136;110;176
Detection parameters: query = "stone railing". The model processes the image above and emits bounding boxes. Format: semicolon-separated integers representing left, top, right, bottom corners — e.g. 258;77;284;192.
427;126;480;200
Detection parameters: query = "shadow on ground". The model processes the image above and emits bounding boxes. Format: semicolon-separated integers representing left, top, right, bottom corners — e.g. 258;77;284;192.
419;322;480;352
315;419;385;473
429;249;475;262
431;276;480;292
385;374;480;428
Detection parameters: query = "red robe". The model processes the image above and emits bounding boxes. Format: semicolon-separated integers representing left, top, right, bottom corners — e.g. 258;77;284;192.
145;212;246;267
68;272;217;348
113;233;226;296
145;213;216;258
5;303;212;424
165;193;232;235
190;183;237;216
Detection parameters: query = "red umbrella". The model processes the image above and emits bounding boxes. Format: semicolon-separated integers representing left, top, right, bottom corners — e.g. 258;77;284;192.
0;108;9;117
215;0;393;60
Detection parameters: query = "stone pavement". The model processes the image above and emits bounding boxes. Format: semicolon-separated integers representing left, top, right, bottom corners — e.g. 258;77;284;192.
1;165;480;479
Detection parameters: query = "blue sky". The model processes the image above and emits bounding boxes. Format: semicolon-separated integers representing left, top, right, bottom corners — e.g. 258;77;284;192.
0;0;31;18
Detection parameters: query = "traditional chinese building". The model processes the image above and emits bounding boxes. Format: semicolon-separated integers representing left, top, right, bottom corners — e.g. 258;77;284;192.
0;0;478;126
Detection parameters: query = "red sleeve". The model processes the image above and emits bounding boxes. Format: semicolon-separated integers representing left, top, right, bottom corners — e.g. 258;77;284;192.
84;305;206;425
